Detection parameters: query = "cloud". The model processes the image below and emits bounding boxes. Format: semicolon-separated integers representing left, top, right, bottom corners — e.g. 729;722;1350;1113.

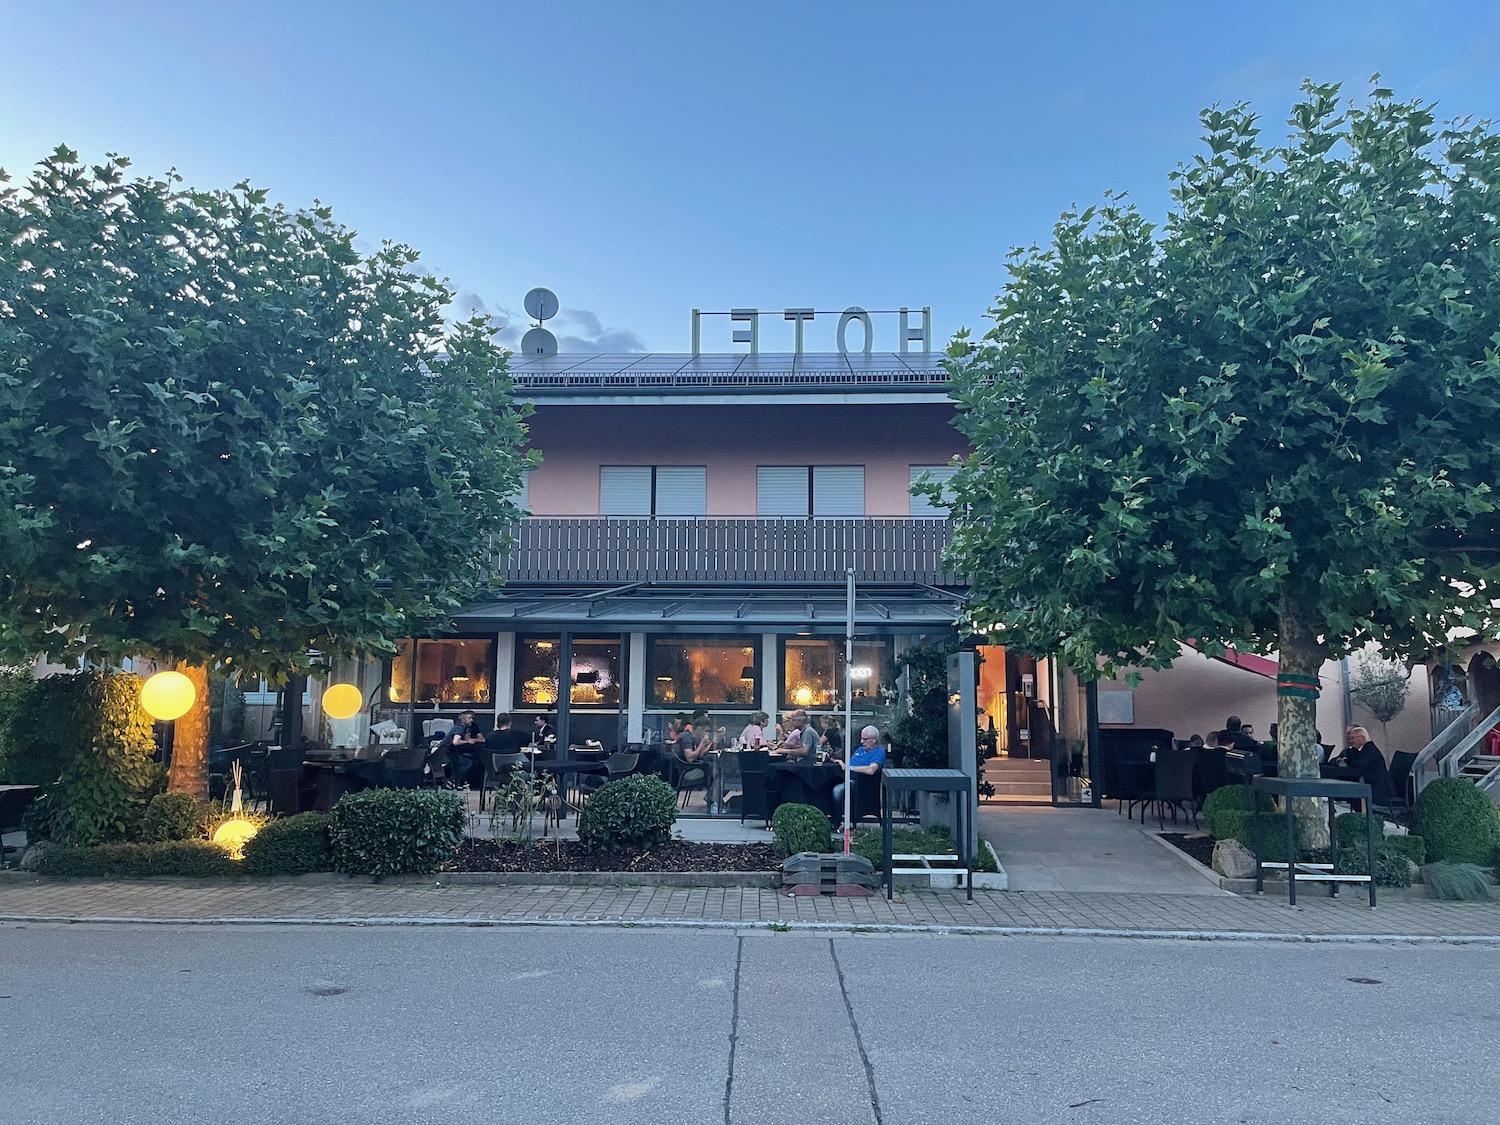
447;292;646;352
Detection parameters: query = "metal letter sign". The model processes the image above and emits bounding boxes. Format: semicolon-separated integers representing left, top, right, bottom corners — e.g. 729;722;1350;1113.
836;307;874;355
690;305;931;355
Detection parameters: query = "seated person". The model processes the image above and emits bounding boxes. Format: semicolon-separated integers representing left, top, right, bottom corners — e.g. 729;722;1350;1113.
442;710;487;787
486;712;531;754
1336;726;1395;809
833;726;887;813
1186;734;1205;749
777;709;819;761
739;712;771;748
676;719;711;763
821;719;845;762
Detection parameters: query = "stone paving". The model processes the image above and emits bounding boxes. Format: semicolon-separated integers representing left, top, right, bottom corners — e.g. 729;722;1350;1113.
2;875;1499;941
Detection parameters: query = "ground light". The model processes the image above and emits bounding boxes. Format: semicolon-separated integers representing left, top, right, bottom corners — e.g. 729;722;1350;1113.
212;762;259;859
139;670;196;721
321;682;363;720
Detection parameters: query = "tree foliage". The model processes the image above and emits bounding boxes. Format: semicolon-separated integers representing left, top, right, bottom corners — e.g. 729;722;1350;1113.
0;146;532;678
1348;653;1410;727
943;80;1500;804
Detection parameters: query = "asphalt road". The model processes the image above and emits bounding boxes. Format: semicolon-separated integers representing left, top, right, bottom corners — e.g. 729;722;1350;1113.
1;922;1496;1124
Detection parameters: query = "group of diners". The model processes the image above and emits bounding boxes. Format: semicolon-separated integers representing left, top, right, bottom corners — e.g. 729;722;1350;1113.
430;710;553;788
1181;714;1398;809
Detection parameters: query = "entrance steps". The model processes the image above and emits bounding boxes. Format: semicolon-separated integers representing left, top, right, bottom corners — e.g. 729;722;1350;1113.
984;757;1053;804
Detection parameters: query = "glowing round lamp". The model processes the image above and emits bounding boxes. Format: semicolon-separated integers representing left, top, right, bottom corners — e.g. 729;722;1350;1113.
212;817;259;859
140;671;197;721
322;683;363;720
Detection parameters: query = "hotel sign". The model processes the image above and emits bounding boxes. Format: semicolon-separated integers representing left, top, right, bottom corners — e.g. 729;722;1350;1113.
690;306;931;356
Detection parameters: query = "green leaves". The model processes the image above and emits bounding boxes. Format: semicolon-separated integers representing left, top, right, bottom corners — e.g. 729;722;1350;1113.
0;148;531;675
946;80;1500;676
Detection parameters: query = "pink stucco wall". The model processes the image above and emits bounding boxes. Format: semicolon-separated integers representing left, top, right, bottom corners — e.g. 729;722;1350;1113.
524;402;965;517
1102;648;1433;759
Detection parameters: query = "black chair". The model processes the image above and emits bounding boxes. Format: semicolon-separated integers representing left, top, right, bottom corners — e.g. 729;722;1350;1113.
1152;748;1198;830
478;751;526;811
737;750;782;827
379;745;428;789
1192;746;1232;808
664;748;708;809
1100;729;1172;820
580;752;640;800
844;768;883;826
1376;751;1417;826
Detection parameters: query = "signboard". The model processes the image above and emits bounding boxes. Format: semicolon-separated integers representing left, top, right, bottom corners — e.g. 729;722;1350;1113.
690;306;932;355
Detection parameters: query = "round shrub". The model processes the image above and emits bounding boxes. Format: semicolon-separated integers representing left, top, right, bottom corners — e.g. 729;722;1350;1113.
1203;784;1269;840
577;775;677;852
1334;811;1370;850
771;803;832;858
330;789;466;877
141;792;203;842
1411;778;1500;865
242;812;333;876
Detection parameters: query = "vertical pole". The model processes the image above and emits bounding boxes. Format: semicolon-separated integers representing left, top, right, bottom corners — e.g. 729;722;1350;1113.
407;639;418;749
557;631;573;753
844;568;855;853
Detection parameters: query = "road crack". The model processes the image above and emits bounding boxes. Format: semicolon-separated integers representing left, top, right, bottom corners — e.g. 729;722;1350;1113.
830;938;884;1125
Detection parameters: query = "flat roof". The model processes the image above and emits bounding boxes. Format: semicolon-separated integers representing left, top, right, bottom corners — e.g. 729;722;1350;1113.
506;351;950;398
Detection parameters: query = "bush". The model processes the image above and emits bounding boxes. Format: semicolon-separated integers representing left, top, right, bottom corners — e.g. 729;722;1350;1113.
242;812;333;876
1423;861;1494;901
1381;833;1427;867
849;824;1000;873
37;840;242;879
21;792;57;842
1332;845;1413;888
771;803;832;858
1203;785;1269;840
140;792;203;843
1411;778;1500;865
1334;811;1370;850
577;774;677;852
329;788;466;876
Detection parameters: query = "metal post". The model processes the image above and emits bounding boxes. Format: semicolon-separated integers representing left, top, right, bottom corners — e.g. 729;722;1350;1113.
844;568;855;854
557;631;573;753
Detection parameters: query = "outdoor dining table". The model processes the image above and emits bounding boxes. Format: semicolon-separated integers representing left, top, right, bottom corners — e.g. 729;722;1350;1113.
1250;775;1378;907
301;755;371;812
773;762;843;817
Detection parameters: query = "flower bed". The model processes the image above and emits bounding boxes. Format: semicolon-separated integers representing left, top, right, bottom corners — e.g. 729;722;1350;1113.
443;838;778;874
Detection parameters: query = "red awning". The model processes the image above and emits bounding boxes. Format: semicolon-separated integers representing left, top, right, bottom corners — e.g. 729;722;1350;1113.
1185;641;1278;680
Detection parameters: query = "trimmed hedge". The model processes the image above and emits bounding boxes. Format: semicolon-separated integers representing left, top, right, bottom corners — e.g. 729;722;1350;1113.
850;824;1000;873
771;803;832;858
1411;778;1500;865
577;774;677;852
37;840;242;879
330;788;465;876
1203;785;1268;840
141;792;203;843
242;812;334;876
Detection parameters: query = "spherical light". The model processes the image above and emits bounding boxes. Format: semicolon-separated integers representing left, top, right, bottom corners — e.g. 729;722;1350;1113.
322;682;363;721
140;670;197;721
212;817;259;859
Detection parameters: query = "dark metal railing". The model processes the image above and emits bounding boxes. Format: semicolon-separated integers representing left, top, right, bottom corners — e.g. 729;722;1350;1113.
496;517;960;585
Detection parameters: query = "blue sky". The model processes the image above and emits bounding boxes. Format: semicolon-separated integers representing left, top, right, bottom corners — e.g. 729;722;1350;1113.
2;1;1497;353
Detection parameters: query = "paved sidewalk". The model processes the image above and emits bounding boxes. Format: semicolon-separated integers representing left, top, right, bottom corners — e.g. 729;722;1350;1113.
2;876;1498;942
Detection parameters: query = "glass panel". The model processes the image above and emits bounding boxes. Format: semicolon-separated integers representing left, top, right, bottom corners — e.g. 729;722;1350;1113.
648;636;757;706
570;638;622;707
388;638;494;705
515;636;562;706
781;638;890;709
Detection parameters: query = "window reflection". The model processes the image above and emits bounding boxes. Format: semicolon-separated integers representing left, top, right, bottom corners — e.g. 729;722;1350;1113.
648;637;756;706
781;639;888;709
516;637;561;706
570;639;621;707
389;638;494;705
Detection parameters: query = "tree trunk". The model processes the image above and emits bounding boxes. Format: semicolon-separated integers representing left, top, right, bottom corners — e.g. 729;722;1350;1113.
166;661;211;800
1277;594;1330;848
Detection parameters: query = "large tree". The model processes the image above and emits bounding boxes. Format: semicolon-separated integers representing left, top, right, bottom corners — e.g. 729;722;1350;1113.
0;147;531;796
943;81;1500;839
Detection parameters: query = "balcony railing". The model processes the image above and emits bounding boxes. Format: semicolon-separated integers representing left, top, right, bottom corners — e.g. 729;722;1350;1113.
496;517;961;585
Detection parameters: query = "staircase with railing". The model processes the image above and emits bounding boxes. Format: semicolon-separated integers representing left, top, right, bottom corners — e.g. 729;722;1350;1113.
1413;702;1500;799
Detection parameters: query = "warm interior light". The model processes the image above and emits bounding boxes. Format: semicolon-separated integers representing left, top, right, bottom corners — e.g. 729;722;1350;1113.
451;665;471;682
740;666;756;681
212;818;259;859
322;682;363;720
140;670;197;721
793;686;814;707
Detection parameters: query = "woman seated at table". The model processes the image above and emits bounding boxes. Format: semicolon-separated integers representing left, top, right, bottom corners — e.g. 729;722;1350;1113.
820;719;845;763
739;711;771;749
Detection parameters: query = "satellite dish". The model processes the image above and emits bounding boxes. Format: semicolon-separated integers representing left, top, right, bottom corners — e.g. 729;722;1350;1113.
524;287;559;322
521;327;558;356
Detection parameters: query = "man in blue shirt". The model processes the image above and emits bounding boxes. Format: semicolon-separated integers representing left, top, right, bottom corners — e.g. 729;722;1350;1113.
833;725;886;808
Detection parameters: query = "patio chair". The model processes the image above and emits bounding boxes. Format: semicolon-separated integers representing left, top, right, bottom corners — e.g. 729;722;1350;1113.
737;750;782;828
478;751;526;811
379;744;428;789
1374;751;1417;827
579;751;639;800
1152;747;1198;830
667;748;708;810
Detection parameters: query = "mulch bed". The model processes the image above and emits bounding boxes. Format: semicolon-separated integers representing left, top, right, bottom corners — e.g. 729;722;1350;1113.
443;838;779;874
1160;832;1215;869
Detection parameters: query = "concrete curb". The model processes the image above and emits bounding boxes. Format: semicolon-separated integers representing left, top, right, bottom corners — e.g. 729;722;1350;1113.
2;912;1499;945
1144;828;1236;894
0;869;779;889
